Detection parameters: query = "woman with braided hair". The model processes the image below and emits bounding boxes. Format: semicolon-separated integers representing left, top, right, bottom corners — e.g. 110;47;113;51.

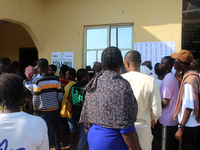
79;47;141;150
0;73;48;150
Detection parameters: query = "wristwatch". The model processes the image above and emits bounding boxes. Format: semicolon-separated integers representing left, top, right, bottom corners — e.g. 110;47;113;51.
178;123;185;131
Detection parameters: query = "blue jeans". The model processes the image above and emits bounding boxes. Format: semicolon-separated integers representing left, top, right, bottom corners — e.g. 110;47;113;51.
68;118;77;133
76;122;88;150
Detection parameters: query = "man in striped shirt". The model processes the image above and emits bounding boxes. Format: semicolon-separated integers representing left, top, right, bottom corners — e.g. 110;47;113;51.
33;58;63;150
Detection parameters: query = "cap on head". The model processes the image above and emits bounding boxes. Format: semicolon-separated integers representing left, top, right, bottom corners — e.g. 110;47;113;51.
171;50;193;64
35;58;49;69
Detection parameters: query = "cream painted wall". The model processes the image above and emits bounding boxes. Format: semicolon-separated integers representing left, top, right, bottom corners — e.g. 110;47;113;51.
3;23;35;62
0;22;4;58
0;0;182;70
0;0;44;52
41;0;182;70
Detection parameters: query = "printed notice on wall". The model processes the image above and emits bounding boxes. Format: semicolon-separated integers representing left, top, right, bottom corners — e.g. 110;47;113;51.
134;41;175;71
51;52;74;70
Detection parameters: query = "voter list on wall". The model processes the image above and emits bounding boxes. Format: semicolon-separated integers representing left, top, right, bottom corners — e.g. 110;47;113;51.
51;52;74;70
134;41;175;70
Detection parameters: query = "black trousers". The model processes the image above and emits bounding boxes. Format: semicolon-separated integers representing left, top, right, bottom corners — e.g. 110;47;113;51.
164;124;178;150
181;125;200;150
152;121;178;150
38;109;61;150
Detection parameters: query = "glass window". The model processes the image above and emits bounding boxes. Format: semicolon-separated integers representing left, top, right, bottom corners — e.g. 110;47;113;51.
85;25;133;67
118;27;132;49
98;50;103;62
86;28;107;49
86;51;96;67
121;50;131;60
110;28;116;47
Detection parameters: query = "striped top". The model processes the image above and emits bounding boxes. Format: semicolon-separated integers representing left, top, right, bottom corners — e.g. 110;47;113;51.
33;75;63;111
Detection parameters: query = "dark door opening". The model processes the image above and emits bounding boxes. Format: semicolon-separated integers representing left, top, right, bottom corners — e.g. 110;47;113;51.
19;47;38;77
182;0;200;58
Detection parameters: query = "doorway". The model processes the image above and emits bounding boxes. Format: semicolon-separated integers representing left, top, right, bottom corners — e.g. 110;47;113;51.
182;0;200;58
19;47;38;76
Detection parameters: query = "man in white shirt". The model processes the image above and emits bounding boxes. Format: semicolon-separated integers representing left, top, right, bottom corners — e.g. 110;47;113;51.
122;50;162;150
171;50;200;150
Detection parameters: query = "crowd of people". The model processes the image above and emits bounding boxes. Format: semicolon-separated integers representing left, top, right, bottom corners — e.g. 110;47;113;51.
0;47;200;150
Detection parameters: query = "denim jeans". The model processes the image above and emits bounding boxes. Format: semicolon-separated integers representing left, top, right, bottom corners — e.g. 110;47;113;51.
76;122;88;150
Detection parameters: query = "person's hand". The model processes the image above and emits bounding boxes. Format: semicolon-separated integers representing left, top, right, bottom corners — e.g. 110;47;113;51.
151;120;155;128
175;128;183;141
33;112;39;116
175;71;182;84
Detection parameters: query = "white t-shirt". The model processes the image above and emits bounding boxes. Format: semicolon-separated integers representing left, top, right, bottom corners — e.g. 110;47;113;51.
178;83;200;127
156;79;162;88
0;111;49;150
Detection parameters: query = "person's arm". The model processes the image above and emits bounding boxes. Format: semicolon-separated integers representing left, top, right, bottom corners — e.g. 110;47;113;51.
150;79;162;122
61;84;71;105
151;120;155;128
60;83;73;117
175;83;194;141
57;81;63;103
33;83;41;110
162;98;170;108
122;130;142;150
160;76;174;109
175;108;192;141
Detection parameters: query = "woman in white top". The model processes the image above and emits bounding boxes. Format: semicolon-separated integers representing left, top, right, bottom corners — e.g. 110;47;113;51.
0;73;49;150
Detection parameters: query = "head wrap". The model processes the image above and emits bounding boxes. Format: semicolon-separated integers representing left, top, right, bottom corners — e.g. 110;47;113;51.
25;66;34;79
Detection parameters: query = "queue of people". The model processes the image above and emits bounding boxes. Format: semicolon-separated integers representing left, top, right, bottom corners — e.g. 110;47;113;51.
0;47;200;150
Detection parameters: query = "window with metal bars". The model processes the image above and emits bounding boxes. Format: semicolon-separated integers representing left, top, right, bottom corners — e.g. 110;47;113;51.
85;25;133;68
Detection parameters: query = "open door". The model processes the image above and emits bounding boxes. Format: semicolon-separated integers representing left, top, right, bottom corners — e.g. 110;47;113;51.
182;0;200;58
19;47;38;76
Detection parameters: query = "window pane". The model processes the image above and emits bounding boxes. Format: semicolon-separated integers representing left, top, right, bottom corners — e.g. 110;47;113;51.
98;50;103;62
86;51;96;67
110;28;116;47
121;50;130;60
87;28;107;49
118;27;132;49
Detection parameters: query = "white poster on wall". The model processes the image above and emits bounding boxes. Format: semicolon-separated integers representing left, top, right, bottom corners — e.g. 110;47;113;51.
51;52;74;70
134;41;175;73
